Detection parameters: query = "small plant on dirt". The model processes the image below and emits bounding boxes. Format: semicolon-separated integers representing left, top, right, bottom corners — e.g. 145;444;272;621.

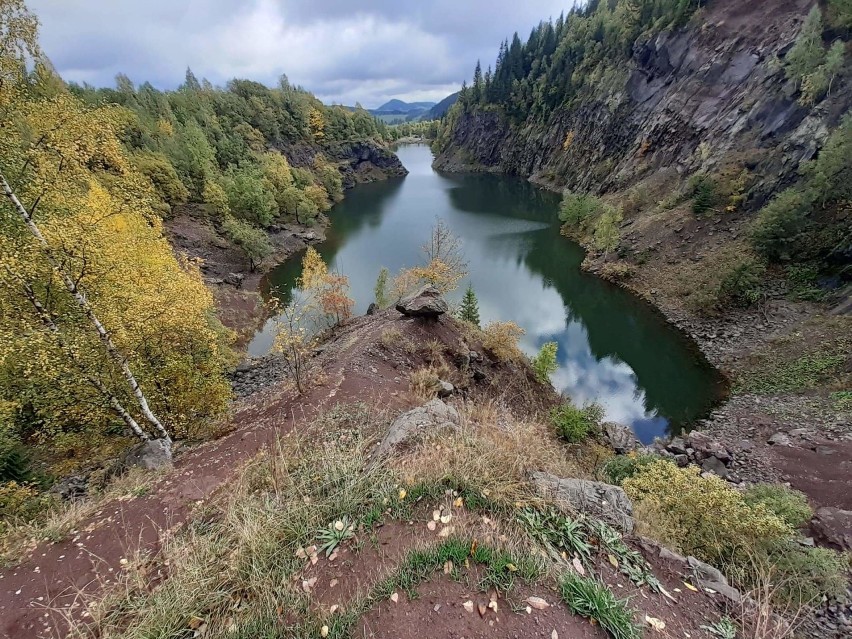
767;543;849;607
531;341;558;384
602;453;660;486
743;484;812;529
316;516;356;557
701;616;738;639
550;402;603;443
518;507;592;562
584;517;662;592
559;572;641;639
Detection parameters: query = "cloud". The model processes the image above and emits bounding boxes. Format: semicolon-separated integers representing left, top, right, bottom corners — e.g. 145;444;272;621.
28;0;573;107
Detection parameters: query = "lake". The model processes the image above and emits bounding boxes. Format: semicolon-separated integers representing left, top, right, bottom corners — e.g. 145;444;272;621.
248;144;724;442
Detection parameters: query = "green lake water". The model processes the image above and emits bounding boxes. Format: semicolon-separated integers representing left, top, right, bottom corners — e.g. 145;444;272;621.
248;144;724;442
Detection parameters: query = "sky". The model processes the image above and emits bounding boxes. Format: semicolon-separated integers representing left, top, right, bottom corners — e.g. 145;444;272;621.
28;0;573;109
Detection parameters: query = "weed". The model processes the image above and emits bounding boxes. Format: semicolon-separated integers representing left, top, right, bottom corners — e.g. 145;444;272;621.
559;572;641;639
734;352;846;395
531;341;558;384
601;453;659;485
517;507;592;562
742;484;812;529
379;327;415;353
482;321;525;362
701;616;738;638
550;402;603;443
316;516;356;557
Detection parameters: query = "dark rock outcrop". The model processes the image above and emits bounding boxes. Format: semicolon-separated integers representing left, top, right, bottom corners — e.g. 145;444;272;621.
122;438;172;470
396;286;448;318
324;140;408;189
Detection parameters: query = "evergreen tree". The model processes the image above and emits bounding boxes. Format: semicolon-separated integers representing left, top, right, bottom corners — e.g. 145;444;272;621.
458;283;481;327
472;60;483;104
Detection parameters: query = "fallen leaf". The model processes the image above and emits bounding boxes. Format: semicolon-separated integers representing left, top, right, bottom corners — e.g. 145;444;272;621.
334;520;344;532
488;600;498;612
301;577;318;593
683;582;698;592
526;596;549;610
658;585;677;602
608;554;618;568
320;626;329;638
398;489;407;500
525;606;532;614
329;579;338;588
295;547;306;559
427;521;437;531
552;630;558;639
443;560;453;574
470;539;478;556
506;563;517;572
645;616;666;631
438;525;454;537
390;592;399;603
463;600;474;613
440;513;452;524
329;605;339;614
432;510;441;521
572;557;585;576
328;552;338;562
433;603;441;612
478;603;487;617
453;497;463;507
188;616;205;630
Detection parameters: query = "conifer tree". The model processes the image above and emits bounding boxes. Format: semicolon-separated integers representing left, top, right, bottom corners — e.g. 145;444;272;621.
458;283;481;327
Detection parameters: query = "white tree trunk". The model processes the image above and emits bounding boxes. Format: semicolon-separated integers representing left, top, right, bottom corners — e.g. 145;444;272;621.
1;172;171;445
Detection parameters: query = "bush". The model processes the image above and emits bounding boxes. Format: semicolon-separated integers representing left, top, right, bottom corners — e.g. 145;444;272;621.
482;321;525;362
689;173;719;215
743;484;812;529
222;216;273;271
769;543;849;607
531;341;558;384
559;191;603;233
718;257;765;307
0;481;55;530
602;453;659;486
222;164;278;227
202;180;230;218
750;188;812;262
551;402;603;443
623;461;790;566
599;261;632;282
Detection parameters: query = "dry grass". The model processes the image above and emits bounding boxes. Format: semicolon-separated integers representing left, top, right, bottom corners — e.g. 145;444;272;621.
482;321;525;362
408;364;454;401
379;327;415;354
1;467;164;568
392;400;589;509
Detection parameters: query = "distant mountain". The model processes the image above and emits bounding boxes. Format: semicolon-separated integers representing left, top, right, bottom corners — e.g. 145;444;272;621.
423;92;459;120
375;99;436;113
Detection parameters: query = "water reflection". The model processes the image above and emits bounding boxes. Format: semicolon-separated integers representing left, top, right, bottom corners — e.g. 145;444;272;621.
249;145;723;441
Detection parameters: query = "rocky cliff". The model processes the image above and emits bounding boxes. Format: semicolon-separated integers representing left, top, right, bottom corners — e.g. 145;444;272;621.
433;0;849;208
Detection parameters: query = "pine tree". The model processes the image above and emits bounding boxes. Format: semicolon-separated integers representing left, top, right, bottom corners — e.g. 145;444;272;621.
472;60;483;104
458;283;481;327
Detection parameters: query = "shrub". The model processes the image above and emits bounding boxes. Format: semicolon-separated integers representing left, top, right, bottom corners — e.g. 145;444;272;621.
743;484;812;529
718;257;765;307
769;544;849;607
222;216;273;271
750;188;812;262
550;402;603;443
531;341;558;384
559;191;602;233
0;481;55;530
599;261;632;282
482;321;524;362
623;461;790;566
689;173;720;215
602;453;659;486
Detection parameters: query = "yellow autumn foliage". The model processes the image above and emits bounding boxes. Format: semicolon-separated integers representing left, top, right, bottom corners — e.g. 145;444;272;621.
0;80;234;463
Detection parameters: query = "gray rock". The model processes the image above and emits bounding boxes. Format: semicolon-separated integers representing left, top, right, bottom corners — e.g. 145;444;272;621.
768;432;791;446
701;455;730;479
49;475;88;501
123;438;173;470
374;399;460;458
530;471;634;533
811;507;852;551
225;272;245;288
395;286;448;318
673;454;689;467
667;436;688;455
366;302;378;315
686;431;730;463
603;422;641;454
436;380;454;398
688;556;741;603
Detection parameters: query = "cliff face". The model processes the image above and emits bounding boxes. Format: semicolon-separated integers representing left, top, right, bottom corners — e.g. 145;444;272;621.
433;0;849;207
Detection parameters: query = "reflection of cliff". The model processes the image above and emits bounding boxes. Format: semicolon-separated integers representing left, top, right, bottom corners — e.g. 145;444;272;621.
521;228;723;425
445;173;559;222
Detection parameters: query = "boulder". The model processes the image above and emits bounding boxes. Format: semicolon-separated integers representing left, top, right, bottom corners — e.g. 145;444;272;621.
436;380;454;398
225;272;245;289
811;507;852;551
701;456;730;479
603;422;641;454
530;471;634;533
49;475;88;502
366;302;378;315
374;399;460;459
395;286;448;318
686;431;730;463
767;431;791;446
667;436;688;455
122;438;173;470
687;556;741;603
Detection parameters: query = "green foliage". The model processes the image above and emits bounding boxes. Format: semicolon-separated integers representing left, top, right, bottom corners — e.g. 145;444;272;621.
316;516;355;557
750;188;812;262
701;617;738;639
743;484;812;529
202;180;230;218
769;543;850;607
531;341;558;384
785;263;826;301
315;158;344;203
222;216;273;271
718;257;765;307
457;283;481;327
222;164;278;227
0;481;56;531
132;151;189;210
517;507;592;561
734;351;846;394
689;173;720;216
374;267;390;308
827;0;852;30
785;7;828;89
559;191;603;233
602;453;660;486
559;572;641;639
296;198;319;226
550;402;603;443
623;461;791;566
592;206;623;255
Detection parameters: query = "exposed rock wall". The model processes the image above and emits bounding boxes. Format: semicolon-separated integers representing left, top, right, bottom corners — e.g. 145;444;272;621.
433;0;849;206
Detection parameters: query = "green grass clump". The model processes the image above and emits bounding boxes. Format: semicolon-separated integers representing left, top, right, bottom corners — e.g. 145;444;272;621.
734;352;846;395
559;572;641;639
550;402;603;443
769;543;850;607
743;484;812;529
602;453;660;485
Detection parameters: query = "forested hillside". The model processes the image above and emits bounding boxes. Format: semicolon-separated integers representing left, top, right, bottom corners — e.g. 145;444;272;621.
434;0;851;315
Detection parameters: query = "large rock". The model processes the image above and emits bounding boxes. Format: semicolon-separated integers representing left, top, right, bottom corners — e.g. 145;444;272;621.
530;471;634;533
374;399;460;458
122;438;173;470
603;422;641;454
687;556;741;603
811;507;852;551
395;286;448;318
685;431;730;463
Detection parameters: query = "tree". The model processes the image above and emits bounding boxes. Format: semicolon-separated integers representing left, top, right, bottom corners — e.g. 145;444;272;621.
458;283;481;327
593;206;623;257
298;247;354;328
785;7;826;89
374;267;390;308
531;341;558;384
222;163;278;227
472;60;483;104
222;215;272;271
273;295;315;394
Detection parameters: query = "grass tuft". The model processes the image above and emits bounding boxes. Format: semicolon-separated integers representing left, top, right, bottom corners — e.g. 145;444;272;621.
559;571;641;639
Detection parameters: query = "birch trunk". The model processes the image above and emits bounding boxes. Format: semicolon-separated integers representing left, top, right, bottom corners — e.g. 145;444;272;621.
1;172;171;444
